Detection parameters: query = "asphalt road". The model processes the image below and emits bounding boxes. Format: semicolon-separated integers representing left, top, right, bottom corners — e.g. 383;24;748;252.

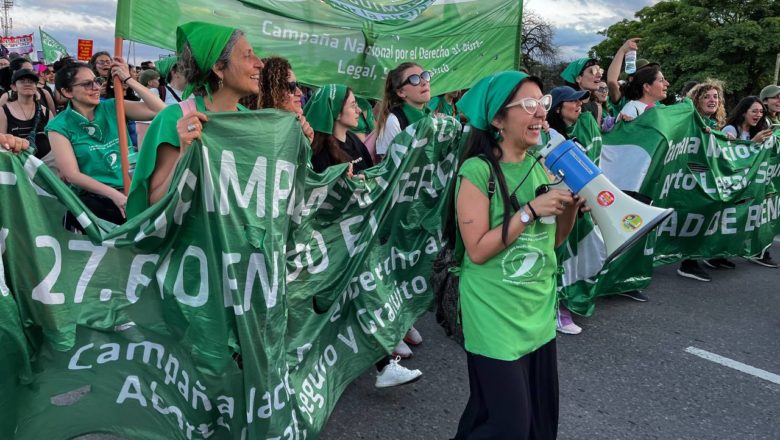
321;252;780;440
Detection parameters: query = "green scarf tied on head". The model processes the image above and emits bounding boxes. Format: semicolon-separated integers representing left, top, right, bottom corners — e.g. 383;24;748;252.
176;21;237;100
155;55;177;81
303;84;348;135
458;70;530;132
560;57;593;84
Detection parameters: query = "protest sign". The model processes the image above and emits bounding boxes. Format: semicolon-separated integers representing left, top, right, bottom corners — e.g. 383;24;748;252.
0;110;461;439
77;39;93;61
114;0;522;98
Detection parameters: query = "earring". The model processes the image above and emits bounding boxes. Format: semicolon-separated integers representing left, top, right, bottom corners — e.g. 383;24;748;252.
218;79;223;90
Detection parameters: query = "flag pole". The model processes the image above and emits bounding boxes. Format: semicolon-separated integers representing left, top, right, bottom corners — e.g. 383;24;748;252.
113;36;131;195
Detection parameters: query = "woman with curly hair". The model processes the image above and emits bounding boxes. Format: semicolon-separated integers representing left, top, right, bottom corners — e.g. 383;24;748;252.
256;56;313;142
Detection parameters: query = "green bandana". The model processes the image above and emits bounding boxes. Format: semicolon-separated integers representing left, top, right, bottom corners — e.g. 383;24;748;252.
354;96;375;134
303;84;348;135
155;55;177;80
176;21;236;100
458;71;530;131
401;102;430;126
560;58;592;84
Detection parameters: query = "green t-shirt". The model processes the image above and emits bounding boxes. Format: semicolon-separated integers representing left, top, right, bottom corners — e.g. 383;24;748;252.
126;96;248;218
427;95;456;117
455;156;557;361
45;99;135;190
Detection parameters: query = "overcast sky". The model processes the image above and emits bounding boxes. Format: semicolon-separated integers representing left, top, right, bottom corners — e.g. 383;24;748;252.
14;0;657;64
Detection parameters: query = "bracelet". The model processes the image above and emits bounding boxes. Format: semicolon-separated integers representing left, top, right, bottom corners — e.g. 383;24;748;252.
526;201;538;220
122;76;132;84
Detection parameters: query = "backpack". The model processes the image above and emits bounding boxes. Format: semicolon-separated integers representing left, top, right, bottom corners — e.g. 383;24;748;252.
432;156;498;347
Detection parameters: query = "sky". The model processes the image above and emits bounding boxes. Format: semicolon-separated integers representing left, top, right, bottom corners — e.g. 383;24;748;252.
13;0;658;64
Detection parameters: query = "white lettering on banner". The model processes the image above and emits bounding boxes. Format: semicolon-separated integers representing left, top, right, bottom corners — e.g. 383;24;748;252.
31;235;65;304
222;252;243;315
756;161;780;184
201;145;216;212
272;160;296;218
291;186;328;224
246;252;280;309
343;37;394;58
663;137;700;165
655;199;779;237
261;20;340;49
126;254;159;303
68;240;109;303
286;230;330;284
706;137;775;160
218;152;267;217
174;246;209;307
337;60;377;80
340;212;379;257
174;169;198;224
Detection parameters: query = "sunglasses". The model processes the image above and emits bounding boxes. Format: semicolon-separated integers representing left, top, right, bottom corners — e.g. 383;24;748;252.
587;66;604;77
73;77;106;89
95;60;112;66
597;87;609;93
505;95;553;114
400;71;432;87
287;81;300;93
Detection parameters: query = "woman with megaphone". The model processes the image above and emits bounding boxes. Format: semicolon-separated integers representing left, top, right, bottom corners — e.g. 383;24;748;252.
452;71;585;439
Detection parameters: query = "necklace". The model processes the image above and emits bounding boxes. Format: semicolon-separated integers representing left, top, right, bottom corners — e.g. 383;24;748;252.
14;100;34;120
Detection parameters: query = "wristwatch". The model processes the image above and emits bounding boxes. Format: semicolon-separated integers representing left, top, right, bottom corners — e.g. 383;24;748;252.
518;204;534;225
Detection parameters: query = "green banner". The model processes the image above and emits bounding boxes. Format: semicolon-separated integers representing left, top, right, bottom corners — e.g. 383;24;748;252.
39;28;69;64
558;101;779;316
115;0;522;98
0;110;461;439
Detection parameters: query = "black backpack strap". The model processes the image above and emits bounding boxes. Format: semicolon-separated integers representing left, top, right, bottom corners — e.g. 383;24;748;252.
478;155;496;200
390;106;410;131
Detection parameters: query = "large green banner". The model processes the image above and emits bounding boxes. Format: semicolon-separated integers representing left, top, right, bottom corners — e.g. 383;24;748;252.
114;0;522;99
558;101;779;316
0;110;461;439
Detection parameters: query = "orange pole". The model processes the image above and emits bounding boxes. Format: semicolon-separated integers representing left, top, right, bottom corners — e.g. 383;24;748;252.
114;37;131;195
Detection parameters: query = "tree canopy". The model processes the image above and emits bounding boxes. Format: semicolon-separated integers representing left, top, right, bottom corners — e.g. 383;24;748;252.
590;0;780;104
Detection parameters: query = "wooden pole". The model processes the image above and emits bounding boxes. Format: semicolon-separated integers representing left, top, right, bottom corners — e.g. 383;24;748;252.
774;52;779;86
113;37;132;195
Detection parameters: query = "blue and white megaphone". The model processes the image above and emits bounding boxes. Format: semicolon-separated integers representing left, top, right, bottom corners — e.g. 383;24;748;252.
540;129;674;264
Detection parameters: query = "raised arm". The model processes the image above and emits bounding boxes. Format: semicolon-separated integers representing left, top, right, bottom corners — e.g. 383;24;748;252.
607;38;640;104
110;57;166;121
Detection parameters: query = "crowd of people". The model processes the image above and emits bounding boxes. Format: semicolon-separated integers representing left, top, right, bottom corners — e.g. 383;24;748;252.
1;24;778;439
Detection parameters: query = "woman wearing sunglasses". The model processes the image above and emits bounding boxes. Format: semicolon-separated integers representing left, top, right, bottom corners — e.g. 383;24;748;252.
453;71;584;439
256;56;314;143
560;58;603;124
375;62;432;158
45;58;164;230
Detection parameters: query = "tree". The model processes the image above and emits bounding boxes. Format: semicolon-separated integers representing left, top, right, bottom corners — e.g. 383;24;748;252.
590;0;780;106
521;10;558;69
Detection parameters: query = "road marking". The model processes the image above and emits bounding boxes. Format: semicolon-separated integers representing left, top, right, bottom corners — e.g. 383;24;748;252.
685;347;780;385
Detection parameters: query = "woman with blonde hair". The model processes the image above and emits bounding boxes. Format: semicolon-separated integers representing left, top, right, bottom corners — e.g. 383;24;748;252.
687;80;726;130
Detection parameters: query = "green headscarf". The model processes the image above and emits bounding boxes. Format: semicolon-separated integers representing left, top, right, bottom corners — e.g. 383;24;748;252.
458;71;530;131
560;57;593;84
354;96;375;134
176;21;237;100
155;55;177;80
303;84;348;135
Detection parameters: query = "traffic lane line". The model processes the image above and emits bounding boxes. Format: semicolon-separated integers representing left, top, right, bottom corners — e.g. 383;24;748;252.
685;347;780;385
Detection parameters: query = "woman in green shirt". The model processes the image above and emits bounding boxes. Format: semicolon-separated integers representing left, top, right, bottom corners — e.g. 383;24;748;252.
453;71;584;439
126;22;264;218
46;58;165;231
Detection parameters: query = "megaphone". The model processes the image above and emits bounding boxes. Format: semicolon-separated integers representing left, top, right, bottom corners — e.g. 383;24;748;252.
539;130;673;264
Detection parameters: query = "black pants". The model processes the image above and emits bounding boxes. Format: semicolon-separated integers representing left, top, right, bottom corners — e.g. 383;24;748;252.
64;192;125;233
454;339;559;440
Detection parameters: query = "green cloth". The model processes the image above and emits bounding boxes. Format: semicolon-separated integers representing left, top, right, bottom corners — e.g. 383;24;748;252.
176;21;236;99
428;95;455;117
302;84;348;135
456;156;557;360
155;55;177;80
353;97;375;134
401;102;431;126
45;99;135;190
560;58;594;84
458;71;529;131
607;96;626;118
126;96;247;218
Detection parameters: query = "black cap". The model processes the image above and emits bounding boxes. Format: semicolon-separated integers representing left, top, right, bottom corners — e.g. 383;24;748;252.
11;68;39;83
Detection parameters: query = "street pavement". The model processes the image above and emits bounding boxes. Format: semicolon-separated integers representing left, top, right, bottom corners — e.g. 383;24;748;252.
321;256;780;440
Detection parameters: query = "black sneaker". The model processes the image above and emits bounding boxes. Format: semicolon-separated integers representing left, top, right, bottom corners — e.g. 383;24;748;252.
748;250;779;268
677;260;712;282
703;258;736;269
618;290;649;302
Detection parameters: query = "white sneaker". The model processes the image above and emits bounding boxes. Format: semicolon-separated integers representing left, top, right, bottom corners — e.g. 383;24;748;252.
392;340;413;359
404;326;423;346
556;307;582;335
375;357;422;388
